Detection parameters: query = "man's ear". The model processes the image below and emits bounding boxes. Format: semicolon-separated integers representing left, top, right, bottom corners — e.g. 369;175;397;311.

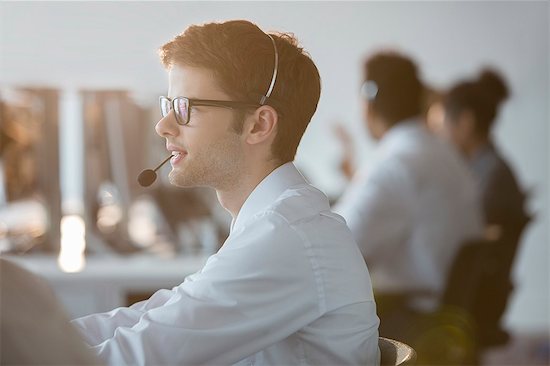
244;105;278;145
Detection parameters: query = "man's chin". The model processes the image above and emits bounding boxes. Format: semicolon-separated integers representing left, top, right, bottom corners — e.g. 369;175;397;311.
169;170;212;189
168;171;194;188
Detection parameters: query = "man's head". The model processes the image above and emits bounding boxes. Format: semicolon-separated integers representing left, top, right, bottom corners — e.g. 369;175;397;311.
361;51;423;140
155;20;321;189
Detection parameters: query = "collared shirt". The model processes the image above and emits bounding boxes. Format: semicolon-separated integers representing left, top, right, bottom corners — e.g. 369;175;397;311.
334;119;483;309
72;162;380;365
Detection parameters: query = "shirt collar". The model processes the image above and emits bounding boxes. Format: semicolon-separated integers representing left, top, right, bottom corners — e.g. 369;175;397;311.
469;141;495;163
377;117;424;149
230;162;307;234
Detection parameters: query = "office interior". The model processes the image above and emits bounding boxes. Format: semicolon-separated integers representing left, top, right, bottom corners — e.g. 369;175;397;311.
0;1;548;365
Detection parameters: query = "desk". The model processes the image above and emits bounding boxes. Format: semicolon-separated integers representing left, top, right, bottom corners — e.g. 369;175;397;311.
4;254;208;318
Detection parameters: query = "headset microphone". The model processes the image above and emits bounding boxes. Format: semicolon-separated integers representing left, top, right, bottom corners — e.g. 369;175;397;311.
137;155;172;187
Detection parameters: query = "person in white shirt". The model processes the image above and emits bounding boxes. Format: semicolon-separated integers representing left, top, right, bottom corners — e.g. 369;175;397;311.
334;51;482;340
72;20;380;365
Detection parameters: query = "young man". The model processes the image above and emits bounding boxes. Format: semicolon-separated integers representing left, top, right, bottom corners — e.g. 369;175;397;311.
72;20;380;365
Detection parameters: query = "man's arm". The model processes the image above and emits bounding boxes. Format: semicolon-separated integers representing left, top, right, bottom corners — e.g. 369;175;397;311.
74;215;321;365
71;287;176;347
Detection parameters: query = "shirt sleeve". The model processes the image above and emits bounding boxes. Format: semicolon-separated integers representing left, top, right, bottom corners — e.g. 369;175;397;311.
71;287;176;347
334;161;412;260
74;214;320;365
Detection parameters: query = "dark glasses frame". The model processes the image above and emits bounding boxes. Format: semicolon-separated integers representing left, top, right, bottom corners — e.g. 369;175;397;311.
159;96;261;126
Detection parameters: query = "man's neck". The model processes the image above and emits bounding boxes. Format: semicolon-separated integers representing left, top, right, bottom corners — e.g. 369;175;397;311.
216;161;281;219
374;115;420;141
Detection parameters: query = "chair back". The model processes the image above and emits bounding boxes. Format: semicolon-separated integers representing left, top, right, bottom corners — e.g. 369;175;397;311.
442;216;530;348
379;337;416;366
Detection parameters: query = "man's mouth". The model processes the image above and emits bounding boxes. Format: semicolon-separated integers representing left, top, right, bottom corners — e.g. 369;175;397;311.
170;151;187;165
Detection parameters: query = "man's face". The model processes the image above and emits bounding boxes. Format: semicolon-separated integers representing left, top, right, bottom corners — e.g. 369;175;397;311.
362;100;384;141
155;65;246;190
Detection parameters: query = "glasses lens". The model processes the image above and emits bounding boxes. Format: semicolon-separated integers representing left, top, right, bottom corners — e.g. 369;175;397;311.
160;97;171;118
174;98;188;125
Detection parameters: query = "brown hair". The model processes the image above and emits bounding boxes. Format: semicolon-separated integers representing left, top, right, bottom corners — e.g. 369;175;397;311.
159;20;321;163
444;68;509;139
364;51;424;125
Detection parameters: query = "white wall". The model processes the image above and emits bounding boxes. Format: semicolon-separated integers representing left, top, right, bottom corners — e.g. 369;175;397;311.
1;1;548;332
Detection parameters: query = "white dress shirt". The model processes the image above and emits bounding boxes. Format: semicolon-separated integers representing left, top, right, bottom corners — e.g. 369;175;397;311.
335;120;483;309
72;162;380;365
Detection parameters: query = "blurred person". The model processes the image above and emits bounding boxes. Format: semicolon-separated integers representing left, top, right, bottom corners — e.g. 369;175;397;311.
0;258;101;365
71;20;380;365
333;83;445;183
334;51;483;340
437;70;531;355
440;68;529;239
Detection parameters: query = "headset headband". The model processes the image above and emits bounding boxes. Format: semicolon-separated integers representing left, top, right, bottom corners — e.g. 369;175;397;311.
260;33;279;105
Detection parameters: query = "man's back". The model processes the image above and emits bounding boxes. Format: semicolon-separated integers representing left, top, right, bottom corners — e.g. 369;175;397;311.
336;120;483;309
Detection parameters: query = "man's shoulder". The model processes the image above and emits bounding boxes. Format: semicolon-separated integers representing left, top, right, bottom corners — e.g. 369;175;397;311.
228;180;347;248
264;183;334;225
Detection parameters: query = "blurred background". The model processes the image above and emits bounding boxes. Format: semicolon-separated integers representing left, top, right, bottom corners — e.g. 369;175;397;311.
0;1;548;364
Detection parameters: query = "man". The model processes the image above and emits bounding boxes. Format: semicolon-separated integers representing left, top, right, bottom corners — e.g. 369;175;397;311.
334;51;483;339
72;20;380;365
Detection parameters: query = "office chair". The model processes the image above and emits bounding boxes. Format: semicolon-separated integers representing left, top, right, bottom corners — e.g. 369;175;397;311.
445;216;530;342
379;337;417;366
414;216;531;365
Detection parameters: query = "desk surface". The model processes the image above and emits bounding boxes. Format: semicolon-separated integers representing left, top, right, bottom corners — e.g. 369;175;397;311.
4;253;209;289
3;254;210;317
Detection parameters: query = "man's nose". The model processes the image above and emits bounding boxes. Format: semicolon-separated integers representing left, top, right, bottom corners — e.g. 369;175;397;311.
155;111;179;138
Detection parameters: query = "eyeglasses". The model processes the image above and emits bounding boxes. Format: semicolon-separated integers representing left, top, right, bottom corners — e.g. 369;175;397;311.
159;96;261;126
